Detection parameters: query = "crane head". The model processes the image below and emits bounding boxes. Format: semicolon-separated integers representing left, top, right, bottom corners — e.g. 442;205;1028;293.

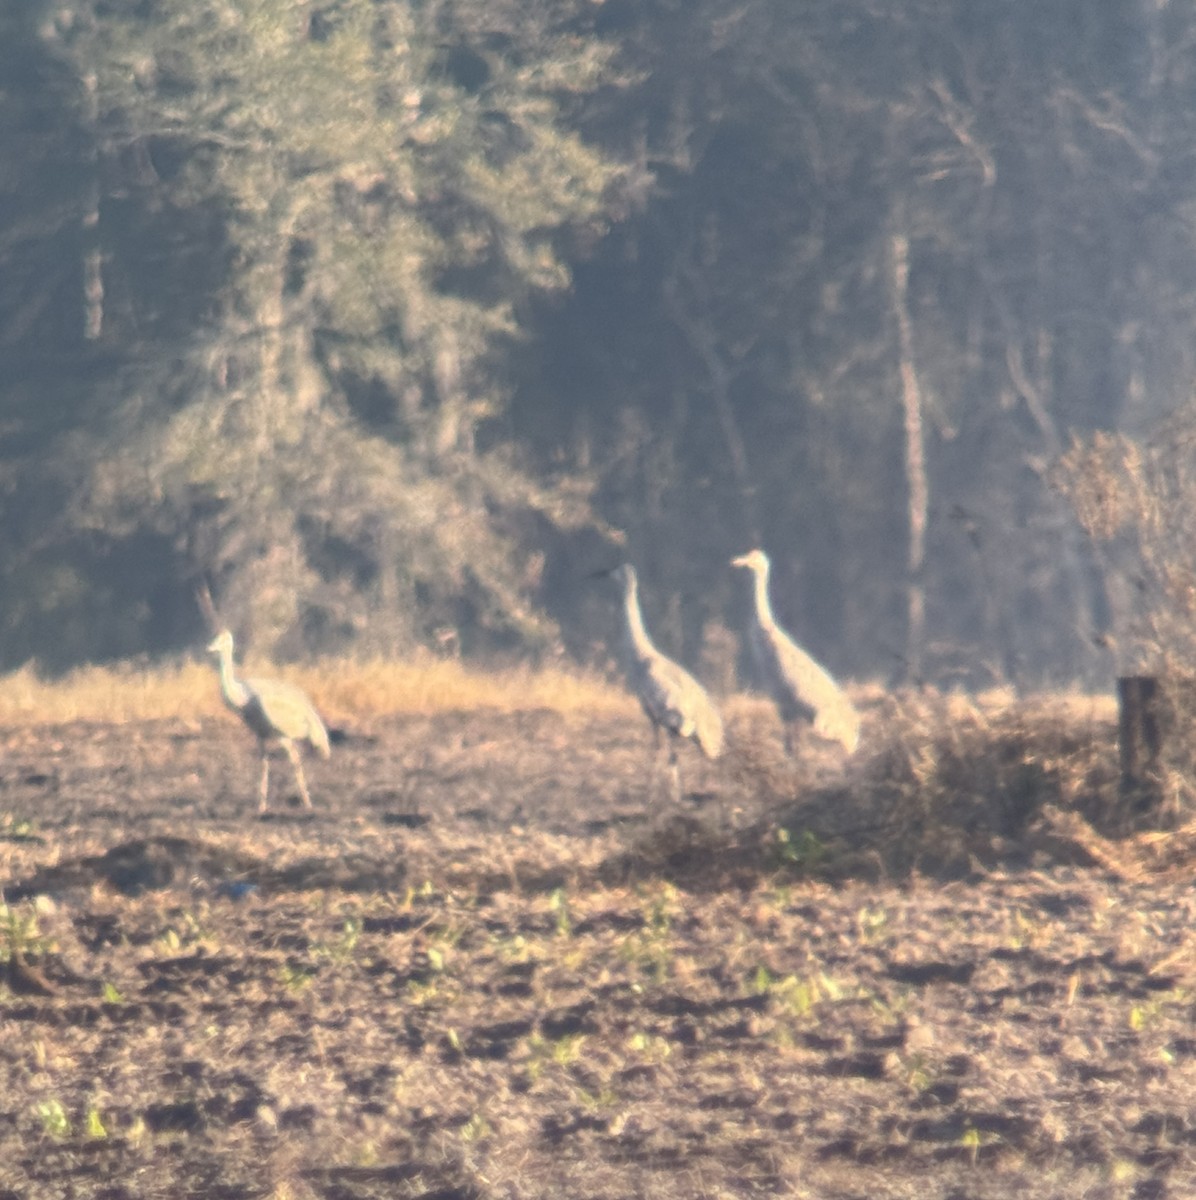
207;628;235;658
589;563;635;590
731;548;770;574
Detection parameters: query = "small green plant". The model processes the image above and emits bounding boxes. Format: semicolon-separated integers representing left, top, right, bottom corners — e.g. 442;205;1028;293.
960;1125;981;1166
856;906;889;943
522;1031;587;1084
0;903;52;963
494;932;530;962
549;888;572;938
642;882;678;936
753;966;846;1018
460;1112;491;1141
314;918;362;964
576;1085;619;1110
35;1098;71;1139
277;962;313;993
155;927;182;955
1129;987;1187;1032
899;1052;932;1093
618;884;680;985
101;981;125;1005
84;1106;108;1140
0;814;38;841
772;827;827;872
551;1033;586;1066
627;1031;672;1062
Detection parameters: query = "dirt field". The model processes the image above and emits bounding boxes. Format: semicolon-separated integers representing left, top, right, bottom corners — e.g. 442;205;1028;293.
1;704;1194;1199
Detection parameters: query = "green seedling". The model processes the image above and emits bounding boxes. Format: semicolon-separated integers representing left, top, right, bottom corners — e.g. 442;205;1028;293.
84;1106;108;1140
961;1125;981;1166
549;888;572;938
0;903;52;963
522;1031;587;1084
0;814;38;841
460;1112;491;1141
35;1098;71;1139
1129;987;1187;1032
642;882;678;936
314;918;362;964
618;884;680;985
898;1052;932;1093
551;1033;586;1066
277;963;313;993
627;1031;672;1062
753;966;846;1018
856;906;889;943
772;827;827;872
155;927;182;955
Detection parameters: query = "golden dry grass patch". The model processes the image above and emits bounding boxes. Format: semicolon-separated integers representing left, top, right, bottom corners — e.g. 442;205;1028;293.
0;654;637;726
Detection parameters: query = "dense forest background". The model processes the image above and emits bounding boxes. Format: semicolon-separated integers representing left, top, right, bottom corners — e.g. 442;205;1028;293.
3;0;1195;687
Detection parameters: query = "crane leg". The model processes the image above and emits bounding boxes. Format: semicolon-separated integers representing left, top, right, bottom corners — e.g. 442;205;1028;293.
667;740;682;805
284;741;315;809
783;721;802;758
652;724;681;801
257;752;271;812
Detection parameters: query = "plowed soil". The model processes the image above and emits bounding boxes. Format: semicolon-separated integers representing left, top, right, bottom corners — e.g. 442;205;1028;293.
1;709;1194;1199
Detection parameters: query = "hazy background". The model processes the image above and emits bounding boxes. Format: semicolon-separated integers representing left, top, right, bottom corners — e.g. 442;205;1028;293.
2;0;1192;686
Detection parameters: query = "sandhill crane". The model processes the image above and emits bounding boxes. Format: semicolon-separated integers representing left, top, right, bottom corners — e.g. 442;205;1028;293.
595;563;724;800
207;629;331;811
731;549;860;755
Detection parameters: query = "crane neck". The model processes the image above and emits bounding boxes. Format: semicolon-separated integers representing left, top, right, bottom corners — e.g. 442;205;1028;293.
620;571;658;660
215;645;251;709
749;563;779;631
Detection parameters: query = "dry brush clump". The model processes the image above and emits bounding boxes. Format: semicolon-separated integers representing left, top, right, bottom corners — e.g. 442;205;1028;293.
1055;419;1196;823
746;688;1124;883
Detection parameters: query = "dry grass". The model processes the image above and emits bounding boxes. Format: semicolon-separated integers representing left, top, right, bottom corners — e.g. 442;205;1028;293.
749;686;1126;882
0;654;636;726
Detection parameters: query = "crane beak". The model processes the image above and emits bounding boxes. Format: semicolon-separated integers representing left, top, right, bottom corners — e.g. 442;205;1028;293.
730;554;750;568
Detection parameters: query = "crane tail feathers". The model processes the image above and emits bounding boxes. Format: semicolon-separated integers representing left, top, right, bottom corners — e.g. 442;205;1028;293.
813;705;861;755
695;708;725;759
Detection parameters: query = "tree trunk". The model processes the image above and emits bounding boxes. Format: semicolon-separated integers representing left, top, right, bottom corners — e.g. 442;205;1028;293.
890;226;928;682
81;72;103;341
1117;675;1163;815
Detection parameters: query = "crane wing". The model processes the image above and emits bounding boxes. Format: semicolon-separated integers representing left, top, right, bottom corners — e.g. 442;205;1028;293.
633;653;724;758
243;677;331;757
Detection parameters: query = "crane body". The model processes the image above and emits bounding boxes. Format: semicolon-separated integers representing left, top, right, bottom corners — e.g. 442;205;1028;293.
208;629;331;811
731;549;860;755
598;563;723;800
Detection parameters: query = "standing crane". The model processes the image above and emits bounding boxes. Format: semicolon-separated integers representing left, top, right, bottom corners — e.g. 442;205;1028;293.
595;563;724;801
731;549;861;755
207;628;331;811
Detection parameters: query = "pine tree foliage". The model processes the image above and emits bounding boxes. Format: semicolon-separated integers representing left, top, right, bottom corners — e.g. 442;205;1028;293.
46;0;625;655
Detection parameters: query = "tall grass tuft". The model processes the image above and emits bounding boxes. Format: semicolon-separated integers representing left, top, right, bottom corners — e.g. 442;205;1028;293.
0;654;635;726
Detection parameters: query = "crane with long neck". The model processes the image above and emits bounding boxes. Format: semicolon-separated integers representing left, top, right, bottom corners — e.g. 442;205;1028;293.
597;563;724;800
731;549;860;755
204;618;331;812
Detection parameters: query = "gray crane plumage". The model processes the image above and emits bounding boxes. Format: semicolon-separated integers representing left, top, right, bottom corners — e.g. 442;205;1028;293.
208;629;331;811
599;563;723;798
731;549;860;755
